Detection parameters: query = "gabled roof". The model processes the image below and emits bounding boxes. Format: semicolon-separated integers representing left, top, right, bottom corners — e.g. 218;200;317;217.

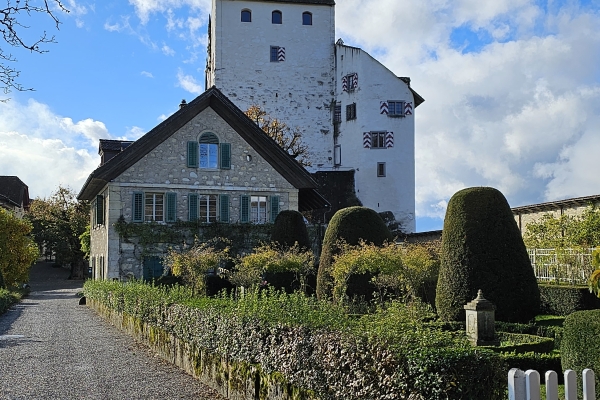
0;176;30;209
78;87;329;210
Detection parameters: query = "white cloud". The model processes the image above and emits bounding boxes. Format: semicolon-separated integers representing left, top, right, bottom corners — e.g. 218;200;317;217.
127;0;210;24
336;1;600;223
0;99;110;198
176;69;203;95
162;44;175;56
141;70;154;78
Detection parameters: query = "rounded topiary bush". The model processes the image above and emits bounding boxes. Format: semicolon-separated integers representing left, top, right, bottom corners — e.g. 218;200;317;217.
316;206;392;300
270;210;311;250
561;309;600;387
435;187;540;323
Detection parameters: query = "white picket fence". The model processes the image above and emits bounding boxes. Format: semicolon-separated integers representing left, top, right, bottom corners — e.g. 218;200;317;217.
527;248;595;285
508;368;596;400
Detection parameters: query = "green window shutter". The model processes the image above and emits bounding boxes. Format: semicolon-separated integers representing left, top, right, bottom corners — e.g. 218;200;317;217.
220;143;231;170
96;195;105;225
219;195;230;223
240;195;250;223
187;141;199;168
166;192;177;222
188;193;198;221
270;196;280;223
132;192;143;222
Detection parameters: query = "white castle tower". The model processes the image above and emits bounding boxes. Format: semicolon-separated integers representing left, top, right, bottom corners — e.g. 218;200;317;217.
206;0;423;232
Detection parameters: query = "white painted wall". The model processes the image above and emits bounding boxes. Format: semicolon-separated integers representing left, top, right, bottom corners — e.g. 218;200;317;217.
335;45;416;232
208;0;336;170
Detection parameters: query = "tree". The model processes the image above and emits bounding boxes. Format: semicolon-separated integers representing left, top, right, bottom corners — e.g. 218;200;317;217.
245;105;311;167
27;185;88;279
435;187;540;323
0;208;39;288
0;1;69;96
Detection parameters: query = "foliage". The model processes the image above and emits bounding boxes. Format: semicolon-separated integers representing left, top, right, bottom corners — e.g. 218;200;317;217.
330;241;440;304
230;243;314;293
0;1;69;96
317;206;392;300
79;225;90;260
486;332;554;354
500;352;562;382
27;185;88;278
538;284;600;316
561;309;600;388
0;288;23;315
85;280;507;399
588;248;600;296
245;105;311;167
523;206;600;248
270;210;311;250
163;239;231;296
0;208;39;288
436;187;540;323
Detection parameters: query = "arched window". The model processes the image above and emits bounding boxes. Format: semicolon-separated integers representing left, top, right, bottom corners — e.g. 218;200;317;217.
199;132;219;169
302;12;312;25
272;10;282;24
241;9;251;22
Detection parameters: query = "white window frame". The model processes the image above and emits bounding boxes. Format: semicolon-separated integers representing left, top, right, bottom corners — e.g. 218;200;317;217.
387;100;405;117
145;193;164;222
199;194;218;223
251;196;268;224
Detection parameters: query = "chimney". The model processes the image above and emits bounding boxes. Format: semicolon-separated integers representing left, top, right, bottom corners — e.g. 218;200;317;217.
179;99;187;109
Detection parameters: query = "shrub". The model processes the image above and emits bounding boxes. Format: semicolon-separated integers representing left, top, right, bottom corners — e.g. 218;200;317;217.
501;352;562;383
0;267;4;289
270;210;311;250
561;309;600;387
231;243;315;293
435;187;540;323
316;206;392;300
0;289;19;315
539;284;600;316
0;208;39;288
163;239;231;296
487;332;554;354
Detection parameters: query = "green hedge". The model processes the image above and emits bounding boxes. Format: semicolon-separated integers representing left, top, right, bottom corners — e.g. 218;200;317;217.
539;284;600;316
487;332;554;354
501;352;562;383
85;280;506;400
0;289;19;315
496;321;563;348
561;309;600;387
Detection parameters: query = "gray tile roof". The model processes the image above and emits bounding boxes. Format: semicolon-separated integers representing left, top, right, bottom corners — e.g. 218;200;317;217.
0;176;30;208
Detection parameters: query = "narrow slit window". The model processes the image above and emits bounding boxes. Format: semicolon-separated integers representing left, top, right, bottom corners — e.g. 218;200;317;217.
377;162;386;177
272;10;282;24
302;12;312;25
241;9;251;22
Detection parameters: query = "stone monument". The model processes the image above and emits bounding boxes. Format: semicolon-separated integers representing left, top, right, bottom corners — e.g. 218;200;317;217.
464;289;499;346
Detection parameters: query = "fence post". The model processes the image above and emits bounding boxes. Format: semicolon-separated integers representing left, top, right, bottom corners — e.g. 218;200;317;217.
565;369;577;400
583;368;595;400
526;370;541;400
509;368;526;400
545;370;558;400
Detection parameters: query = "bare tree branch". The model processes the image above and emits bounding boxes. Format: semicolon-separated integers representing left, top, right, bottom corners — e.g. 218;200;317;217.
0;0;69;97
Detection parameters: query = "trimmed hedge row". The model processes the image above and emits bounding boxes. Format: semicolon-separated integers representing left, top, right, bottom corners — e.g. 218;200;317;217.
539;284;600;316
500;352;562;383
496;321;563;349
488;332;554;354
0;289;19;315
84;280;506;400
561;309;600;387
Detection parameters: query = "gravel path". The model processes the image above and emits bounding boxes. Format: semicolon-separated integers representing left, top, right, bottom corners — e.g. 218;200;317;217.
0;262;225;400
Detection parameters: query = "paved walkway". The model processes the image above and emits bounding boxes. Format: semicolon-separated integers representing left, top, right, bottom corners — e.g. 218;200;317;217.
0;262;224;400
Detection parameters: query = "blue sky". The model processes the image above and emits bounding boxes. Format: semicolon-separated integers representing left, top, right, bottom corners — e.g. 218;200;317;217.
2;0;600;233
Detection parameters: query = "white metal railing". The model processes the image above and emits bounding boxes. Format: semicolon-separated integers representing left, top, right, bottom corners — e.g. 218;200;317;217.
527;248;595;285
508;368;595;400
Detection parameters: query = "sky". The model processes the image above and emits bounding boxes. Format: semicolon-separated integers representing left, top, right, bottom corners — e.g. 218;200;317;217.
1;0;600;232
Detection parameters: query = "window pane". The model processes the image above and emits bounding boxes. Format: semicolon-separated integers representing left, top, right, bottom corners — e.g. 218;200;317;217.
270;46;278;62
272;11;282;24
302;12;312;25
145;193;163;222
251;196;267;223
241;10;251;22
200;195;218;223
200;143;219;168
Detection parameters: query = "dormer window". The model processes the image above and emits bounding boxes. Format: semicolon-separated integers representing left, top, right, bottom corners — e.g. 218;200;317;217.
302;12;312;25
272;10;282;24
241;9;251;22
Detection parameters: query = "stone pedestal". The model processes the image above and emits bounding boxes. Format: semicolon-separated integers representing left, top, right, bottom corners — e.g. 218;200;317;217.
464;290;499;346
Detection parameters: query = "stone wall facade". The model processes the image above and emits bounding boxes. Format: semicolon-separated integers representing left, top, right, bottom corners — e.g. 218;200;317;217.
90;107;300;280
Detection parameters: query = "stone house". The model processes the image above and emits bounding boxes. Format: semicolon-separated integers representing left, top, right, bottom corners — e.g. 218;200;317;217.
206;0;424;232
0;176;30;218
77;87;328;280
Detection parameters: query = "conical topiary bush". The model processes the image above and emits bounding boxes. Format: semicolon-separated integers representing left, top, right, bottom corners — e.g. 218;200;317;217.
316;206;392;300
435;187;540;323
270;210;311;250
